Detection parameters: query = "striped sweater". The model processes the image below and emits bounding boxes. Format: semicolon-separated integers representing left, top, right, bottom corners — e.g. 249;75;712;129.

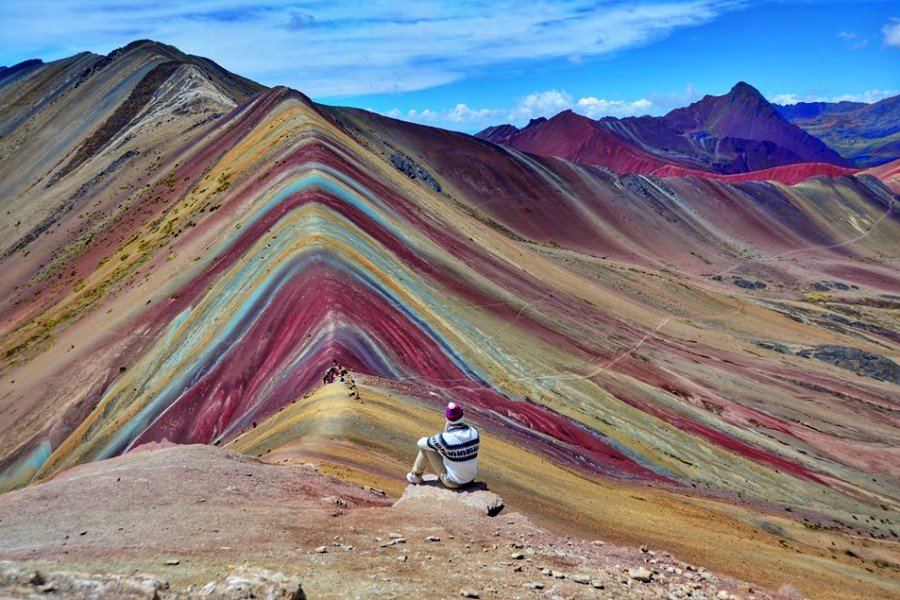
417;422;479;484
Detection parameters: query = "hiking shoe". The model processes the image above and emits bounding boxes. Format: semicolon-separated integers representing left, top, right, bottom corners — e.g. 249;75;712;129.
406;473;424;484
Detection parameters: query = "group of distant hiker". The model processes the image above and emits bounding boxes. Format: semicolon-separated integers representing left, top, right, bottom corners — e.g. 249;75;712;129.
322;362;359;399
322;363;348;385
321;364;480;488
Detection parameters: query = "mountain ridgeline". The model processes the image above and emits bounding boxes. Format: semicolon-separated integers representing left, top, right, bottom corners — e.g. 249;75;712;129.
476;82;899;181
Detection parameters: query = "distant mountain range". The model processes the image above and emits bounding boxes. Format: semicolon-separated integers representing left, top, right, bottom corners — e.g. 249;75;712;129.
476;82;899;181
775;95;900;167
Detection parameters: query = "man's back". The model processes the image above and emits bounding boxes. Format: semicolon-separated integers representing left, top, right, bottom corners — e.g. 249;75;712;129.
426;422;479;484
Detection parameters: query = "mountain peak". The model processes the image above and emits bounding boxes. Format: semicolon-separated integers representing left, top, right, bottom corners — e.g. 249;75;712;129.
551;109;584;123
723;82;773;111
474;123;519;143
729;81;764;98
109;39;182;58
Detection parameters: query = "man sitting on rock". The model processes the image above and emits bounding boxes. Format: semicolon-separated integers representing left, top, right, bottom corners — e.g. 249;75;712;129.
407;402;479;489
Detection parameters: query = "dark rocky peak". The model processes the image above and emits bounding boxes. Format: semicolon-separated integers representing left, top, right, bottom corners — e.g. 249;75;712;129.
729;81;766;102
474;123;519;143
663;80;781;134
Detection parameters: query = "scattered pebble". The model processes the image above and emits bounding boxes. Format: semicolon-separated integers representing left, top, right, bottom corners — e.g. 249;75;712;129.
591;580;605;589
510;552;524;560
571;574;591;584
164;559;180;566
524;582;544;589
315;546;327;554
425;536;441;542
460;589;480;598
551;571;566;579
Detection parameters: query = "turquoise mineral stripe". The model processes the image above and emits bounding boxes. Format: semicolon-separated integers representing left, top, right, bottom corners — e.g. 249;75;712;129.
207;165;412;260
0;441;51;492
94;205;493;459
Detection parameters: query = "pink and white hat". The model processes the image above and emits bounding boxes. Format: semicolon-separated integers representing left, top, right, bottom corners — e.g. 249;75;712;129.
444;402;464;423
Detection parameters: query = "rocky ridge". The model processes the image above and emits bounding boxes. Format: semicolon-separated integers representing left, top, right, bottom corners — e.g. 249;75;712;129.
0;444;796;599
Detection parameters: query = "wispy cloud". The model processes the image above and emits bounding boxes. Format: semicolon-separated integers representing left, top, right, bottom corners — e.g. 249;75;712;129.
883;18;900;48
837;30;868;49
0;0;742;97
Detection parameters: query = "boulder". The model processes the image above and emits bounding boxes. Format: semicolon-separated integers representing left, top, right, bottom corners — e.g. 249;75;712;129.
0;562;165;599
798;344;899;383
628;566;653;583
197;567;305;599
393;475;505;517
389;152;442;192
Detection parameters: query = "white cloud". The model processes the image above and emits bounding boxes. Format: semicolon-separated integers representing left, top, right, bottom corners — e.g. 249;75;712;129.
883;18;900;48
383;86;674;132
772;89;899;105
509;90;574;122
390;103;507;125
770;93;803;105
0;0;742;98
576;97;653;118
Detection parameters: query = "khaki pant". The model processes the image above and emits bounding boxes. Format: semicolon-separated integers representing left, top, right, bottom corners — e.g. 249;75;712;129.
412;448;460;489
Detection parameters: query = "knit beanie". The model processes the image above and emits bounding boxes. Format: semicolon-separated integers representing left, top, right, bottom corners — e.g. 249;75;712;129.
445;402;464;423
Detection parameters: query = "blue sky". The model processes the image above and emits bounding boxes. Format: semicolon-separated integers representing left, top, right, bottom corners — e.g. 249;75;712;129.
1;1;898;132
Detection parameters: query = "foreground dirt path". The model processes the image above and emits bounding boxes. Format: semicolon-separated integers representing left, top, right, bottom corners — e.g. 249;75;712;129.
0;444;799;599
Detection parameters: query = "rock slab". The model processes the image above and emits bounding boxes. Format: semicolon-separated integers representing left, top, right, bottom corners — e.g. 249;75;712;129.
394;476;505;517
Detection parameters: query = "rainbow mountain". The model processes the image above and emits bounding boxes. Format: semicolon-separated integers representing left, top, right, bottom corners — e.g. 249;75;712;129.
0;40;898;599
